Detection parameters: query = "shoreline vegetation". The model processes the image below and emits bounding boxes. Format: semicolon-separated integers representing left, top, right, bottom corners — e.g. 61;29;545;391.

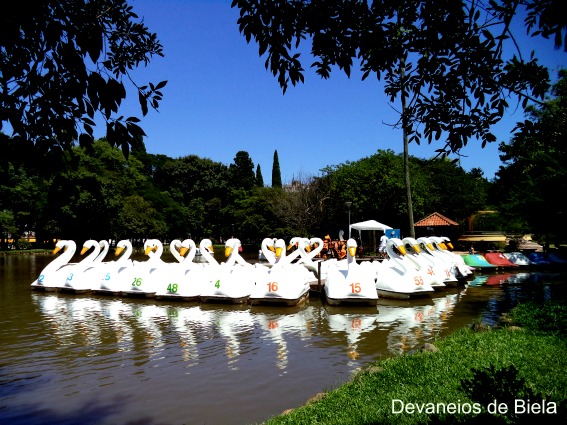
262;300;567;424
1;249;52;255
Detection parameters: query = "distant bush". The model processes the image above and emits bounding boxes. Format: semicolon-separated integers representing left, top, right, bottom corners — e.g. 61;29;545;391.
15;240;31;250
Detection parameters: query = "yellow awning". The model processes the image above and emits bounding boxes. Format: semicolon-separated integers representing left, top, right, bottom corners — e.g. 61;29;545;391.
458;235;506;242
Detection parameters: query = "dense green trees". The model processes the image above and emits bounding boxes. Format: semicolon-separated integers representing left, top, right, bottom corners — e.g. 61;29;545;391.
230;151;256;191
1;137;498;248
493;70;567;246
320;150;489;237
4;120;564;249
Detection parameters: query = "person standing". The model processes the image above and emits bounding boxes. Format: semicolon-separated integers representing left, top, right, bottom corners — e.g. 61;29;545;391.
378;232;388;257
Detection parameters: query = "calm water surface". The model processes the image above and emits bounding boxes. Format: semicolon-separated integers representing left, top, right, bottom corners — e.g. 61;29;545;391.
1;254;566;425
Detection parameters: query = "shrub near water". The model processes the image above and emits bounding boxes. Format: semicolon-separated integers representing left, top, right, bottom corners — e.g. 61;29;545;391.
263;300;567;425
506;301;567;336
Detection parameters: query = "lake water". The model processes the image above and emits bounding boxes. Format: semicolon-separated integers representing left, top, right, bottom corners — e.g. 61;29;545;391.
1;254;566;425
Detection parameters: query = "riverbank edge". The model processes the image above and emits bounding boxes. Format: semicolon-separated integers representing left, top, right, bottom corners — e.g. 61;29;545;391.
1;249;52;255
262;300;567;425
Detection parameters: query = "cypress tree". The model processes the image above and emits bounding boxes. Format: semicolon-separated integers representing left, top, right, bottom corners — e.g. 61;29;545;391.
271;150;282;188
255;164;264;187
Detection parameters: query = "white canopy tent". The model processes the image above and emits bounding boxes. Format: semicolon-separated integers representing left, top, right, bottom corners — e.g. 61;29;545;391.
349;220;392;233
349;220;393;254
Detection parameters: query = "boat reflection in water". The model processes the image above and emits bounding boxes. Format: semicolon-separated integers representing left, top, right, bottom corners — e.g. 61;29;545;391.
324;308;379;365
467;271;552;287
30;287;466;370
7;254;566;425
375;291;460;355
254;306;318;371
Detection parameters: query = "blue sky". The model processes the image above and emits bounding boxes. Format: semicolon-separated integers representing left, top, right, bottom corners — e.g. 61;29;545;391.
102;0;567;183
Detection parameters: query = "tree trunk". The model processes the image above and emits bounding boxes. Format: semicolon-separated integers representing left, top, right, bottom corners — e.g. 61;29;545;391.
400;55;415;238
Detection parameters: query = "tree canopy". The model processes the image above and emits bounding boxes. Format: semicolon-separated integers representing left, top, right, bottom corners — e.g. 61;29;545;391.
230;151;256;190
231;0;564;237
231;0;560;156
494;69;567;244
0;0;166;160
1;138;495;248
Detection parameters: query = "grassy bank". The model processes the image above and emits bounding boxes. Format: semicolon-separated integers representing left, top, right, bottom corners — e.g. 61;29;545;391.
263;300;566;424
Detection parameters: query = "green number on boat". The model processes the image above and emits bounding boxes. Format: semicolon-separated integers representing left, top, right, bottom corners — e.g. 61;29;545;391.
167;283;178;293
215;279;221;289
132;277;142;287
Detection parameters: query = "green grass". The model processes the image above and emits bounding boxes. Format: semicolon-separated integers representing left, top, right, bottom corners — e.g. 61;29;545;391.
261;300;567;425
505;301;567;336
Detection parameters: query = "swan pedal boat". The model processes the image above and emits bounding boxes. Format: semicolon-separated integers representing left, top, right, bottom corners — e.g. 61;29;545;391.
92;239;134;296
154;239;202;302
58;240;109;294
424;237;465;285
249;238;311;306
372;238;435;300
31;240;78;292
199;238;255;304
292;236;335;292
436;236;475;280
324;239;378;306
404;237;451;291
120;239;164;298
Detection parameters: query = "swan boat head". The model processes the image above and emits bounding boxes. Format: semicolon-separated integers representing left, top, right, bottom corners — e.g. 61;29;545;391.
249;238;311;305
260;237;277;264
224;238;252;268
178;239;198;264
31;240;77;289
169;239;185;262
95;240;110;262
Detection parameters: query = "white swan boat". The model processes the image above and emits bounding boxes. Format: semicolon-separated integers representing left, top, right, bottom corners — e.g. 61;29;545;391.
294;236;337;289
121;239;165;298
31;240;77;291
416;237;459;287
373;238;435;299
92;239;135;295
155;238;202;301
250;238;311;306
59;239;105;294
436;236;474;278
324;238;378;306
199;238;255;304
402;237;448;291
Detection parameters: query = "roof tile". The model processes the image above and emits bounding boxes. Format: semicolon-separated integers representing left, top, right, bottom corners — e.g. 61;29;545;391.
415;212;459;227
